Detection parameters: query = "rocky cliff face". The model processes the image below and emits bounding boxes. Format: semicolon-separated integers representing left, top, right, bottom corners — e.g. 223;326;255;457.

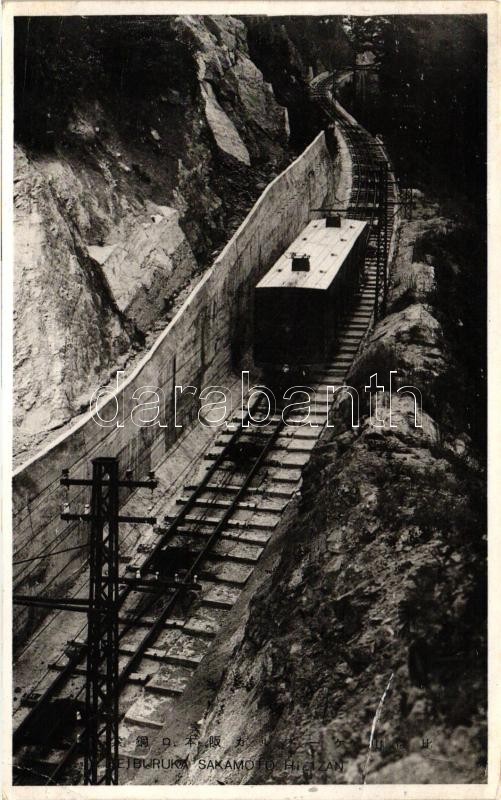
168;192;486;785
14;147;137;440
14;15;326;457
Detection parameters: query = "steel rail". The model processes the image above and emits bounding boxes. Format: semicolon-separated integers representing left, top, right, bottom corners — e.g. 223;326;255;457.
13;395;264;755
40;404;289;785
14;397;286;784
311;73;395;315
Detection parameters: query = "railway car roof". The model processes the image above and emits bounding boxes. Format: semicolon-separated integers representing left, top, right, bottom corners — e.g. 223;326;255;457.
256;217;368;291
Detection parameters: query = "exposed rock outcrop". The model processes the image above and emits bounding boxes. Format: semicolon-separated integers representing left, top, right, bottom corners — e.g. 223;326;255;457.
13;15;319;456
173;15;289;158
200;82;251;166
14;147;136;440
98;206;198;329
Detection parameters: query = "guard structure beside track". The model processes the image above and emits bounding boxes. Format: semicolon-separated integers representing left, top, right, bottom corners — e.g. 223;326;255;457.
12;132;336;644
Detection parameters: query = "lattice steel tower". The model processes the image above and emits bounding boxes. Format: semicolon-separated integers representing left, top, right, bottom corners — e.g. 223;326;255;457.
84;457;120;785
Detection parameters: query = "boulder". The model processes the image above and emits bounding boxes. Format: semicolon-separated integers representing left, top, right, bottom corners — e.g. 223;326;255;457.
200;81;251;166
388;261;436;311
99;205;198;329
226;55;289;142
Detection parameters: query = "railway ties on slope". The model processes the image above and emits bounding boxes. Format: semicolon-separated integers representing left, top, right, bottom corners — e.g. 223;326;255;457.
14;393;332;782
13;80;399;785
14;378;356;783
310;71;397;318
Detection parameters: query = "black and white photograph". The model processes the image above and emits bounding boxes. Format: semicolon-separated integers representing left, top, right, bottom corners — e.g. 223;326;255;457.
2;2;498;794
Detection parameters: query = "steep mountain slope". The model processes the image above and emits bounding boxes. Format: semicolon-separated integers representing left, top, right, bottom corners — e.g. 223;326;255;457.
14;15;332;456
159;194;486;787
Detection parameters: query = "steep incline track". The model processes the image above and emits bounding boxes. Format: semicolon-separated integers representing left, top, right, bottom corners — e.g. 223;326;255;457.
311;71;398;318
13;77;400;785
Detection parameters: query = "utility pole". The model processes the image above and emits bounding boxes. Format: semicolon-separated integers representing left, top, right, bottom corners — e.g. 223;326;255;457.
14;460;202;786
85;457;119;785
60;457;157;785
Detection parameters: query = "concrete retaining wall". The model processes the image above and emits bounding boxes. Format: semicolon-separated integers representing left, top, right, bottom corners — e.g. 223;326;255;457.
12;131;336;640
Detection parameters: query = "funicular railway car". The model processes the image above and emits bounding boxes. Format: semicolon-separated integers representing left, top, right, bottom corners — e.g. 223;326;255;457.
254;216;369;371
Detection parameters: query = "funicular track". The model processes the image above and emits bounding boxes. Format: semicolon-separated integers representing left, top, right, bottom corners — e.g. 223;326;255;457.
310;71;398;322
13;397;293;784
13;74;399;785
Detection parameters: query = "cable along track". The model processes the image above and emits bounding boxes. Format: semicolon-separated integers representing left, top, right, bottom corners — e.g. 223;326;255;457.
13;78;399;785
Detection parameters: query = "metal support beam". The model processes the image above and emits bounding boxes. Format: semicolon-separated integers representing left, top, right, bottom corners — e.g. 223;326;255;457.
381;162;389;316
84;457;120;786
61;476;158;490
61;513;156;525
14;463;157;785
374;203;382;321
373;162;389;321
118;576;201;592
13;596;89;613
